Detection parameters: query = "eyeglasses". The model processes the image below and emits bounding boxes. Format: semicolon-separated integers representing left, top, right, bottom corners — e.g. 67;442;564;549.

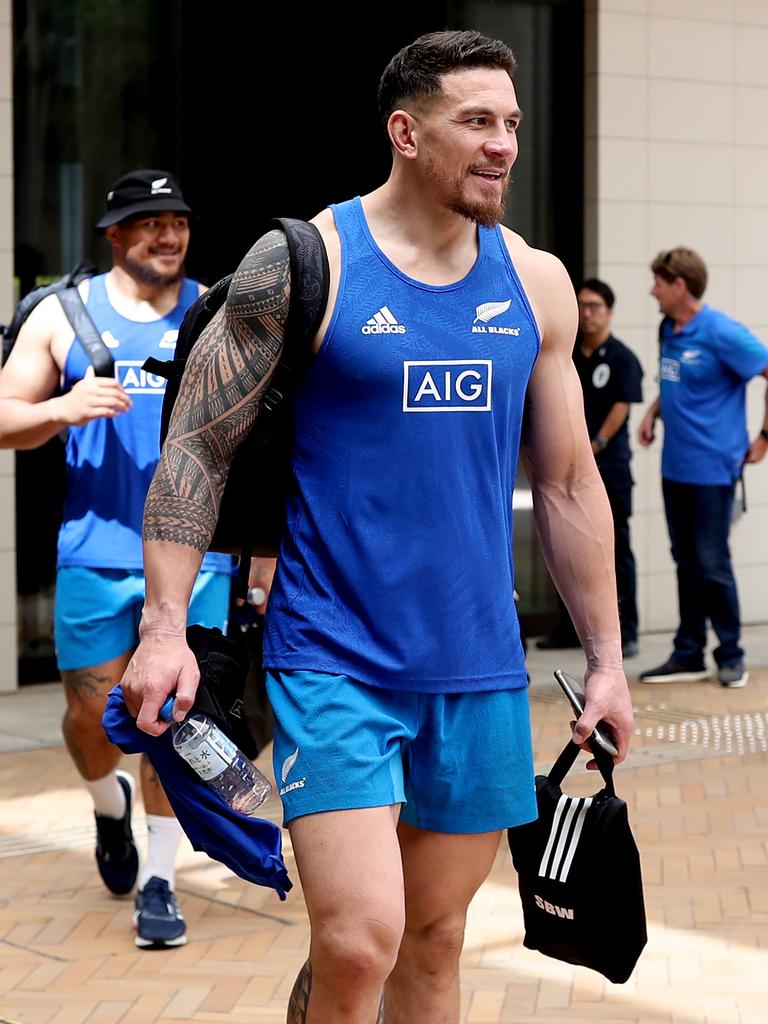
578;301;608;312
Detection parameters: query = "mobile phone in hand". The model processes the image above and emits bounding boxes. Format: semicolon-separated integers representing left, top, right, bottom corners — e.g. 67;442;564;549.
553;668;619;757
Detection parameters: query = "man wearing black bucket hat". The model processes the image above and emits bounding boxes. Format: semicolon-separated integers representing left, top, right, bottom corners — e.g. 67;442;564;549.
95;169;195;229
0;169;232;948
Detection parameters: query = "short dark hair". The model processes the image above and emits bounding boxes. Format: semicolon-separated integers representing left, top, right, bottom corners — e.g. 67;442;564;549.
650;247;708;299
377;30;517;124
579;278;615;309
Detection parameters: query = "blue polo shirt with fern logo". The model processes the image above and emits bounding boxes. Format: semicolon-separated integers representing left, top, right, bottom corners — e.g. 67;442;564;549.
659;306;768;485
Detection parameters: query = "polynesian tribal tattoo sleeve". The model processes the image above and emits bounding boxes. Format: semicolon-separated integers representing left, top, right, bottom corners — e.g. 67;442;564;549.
143;230;290;553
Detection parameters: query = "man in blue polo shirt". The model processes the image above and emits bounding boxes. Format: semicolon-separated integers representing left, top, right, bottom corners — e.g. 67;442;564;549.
638;247;768;688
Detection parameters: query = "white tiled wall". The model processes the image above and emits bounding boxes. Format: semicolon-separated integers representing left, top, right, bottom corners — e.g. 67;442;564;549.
0;0;16;690
586;0;768;632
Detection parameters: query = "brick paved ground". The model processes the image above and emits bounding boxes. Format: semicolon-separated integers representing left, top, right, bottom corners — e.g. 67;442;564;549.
0;630;766;1023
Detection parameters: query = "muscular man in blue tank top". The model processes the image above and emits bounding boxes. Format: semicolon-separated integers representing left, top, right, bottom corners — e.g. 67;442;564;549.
122;34;634;1022
0;170;231;950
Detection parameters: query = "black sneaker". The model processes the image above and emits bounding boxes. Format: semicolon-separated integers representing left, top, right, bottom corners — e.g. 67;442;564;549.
639;657;709;683
134;876;187;949
94;769;139;896
717;662;748;688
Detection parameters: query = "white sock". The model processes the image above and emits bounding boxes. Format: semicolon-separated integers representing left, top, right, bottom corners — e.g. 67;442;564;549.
85;771;127;819
138;815;183;891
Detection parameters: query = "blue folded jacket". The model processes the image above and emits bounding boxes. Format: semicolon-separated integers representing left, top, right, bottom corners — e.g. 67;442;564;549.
102;685;292;900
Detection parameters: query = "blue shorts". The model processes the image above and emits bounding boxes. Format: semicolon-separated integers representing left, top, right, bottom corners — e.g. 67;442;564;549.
54;567;231;670
266;669;537;834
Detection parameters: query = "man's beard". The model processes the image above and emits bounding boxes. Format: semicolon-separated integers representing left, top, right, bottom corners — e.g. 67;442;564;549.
426;155;510;228
124;251;183;287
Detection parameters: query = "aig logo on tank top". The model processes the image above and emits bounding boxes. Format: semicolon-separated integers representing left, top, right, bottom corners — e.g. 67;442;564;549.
402;360;492;412
115;360;167;394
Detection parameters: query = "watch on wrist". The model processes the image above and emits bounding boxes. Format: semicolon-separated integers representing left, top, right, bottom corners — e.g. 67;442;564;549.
594;435;609;449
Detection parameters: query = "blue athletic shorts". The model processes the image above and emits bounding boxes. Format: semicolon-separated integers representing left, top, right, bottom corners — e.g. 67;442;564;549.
54;567;231;670
266;669;537;834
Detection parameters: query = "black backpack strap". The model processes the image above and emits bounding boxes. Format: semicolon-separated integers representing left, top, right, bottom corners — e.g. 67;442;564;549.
273;218;329;342
143;355;185;379
57;287;115;378
269;217;329;381
233;549;251;603
229;218;330;597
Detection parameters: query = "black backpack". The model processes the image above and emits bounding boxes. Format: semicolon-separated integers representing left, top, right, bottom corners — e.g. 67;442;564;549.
1;261;115;376
507;737;647;984
143;217;329;591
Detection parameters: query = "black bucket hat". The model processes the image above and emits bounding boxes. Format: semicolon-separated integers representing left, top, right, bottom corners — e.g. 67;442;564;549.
95;169;193;230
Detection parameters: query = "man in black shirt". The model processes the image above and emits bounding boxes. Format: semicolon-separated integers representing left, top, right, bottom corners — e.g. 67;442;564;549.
536;278;644;657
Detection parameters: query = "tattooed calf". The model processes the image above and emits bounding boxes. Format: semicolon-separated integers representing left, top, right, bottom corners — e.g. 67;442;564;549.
286;960;385;1023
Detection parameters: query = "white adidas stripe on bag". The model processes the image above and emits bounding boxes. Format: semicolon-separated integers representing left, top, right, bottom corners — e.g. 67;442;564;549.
537;794;593;882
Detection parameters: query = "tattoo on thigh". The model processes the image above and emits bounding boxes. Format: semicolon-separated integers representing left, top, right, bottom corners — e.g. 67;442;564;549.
287;960;311;1023
63;668;113;702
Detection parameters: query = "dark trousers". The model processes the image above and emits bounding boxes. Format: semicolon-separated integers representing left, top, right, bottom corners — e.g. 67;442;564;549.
607;481;637;644
662;478;742;667
550;476;638;644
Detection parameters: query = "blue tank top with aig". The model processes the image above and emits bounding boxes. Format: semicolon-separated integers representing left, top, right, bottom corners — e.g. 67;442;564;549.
263;197;540;693
58;274;231;574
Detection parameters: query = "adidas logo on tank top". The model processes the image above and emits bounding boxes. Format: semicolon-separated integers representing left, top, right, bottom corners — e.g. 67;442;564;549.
361;306;407;334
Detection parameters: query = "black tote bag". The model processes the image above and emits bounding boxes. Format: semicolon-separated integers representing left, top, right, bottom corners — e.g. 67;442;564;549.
507;737;647;983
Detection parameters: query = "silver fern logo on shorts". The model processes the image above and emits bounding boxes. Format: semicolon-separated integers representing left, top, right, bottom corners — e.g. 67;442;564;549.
279;747;306;796
281;747;300;783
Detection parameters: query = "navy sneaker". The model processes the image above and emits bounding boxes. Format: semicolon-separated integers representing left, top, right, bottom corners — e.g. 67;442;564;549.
639;657;708;684
94;769;139;896
134;876;188;949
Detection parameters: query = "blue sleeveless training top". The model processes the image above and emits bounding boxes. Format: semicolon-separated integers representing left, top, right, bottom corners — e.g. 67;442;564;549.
57;274;231;574
263;197;540;692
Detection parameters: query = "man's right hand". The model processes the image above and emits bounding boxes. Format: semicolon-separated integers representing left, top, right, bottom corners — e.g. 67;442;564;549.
637;408;656;447
120;632;201;736
55;370;132;426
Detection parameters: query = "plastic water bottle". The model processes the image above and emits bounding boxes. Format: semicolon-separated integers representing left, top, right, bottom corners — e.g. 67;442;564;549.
160;697;271;814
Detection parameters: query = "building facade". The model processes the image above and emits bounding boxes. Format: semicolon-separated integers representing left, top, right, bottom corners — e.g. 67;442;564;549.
0;0;16;692
1;0;766;688
585;0;768;632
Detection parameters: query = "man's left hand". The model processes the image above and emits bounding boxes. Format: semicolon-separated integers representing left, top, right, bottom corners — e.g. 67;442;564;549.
572;666;634;768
